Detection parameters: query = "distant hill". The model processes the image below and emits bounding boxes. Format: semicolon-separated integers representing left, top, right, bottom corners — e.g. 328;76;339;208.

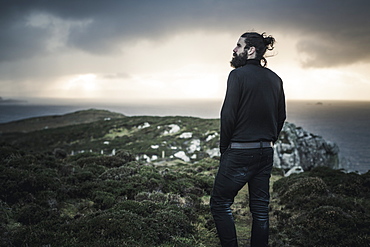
0;109;125;133
0;97;27;104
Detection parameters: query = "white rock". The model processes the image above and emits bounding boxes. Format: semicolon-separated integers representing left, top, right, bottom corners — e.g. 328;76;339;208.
151;145;159;149
141;154;151;162
188;139;201;153
163;124;181;135
206;133;218;142
285;166;304;177
174;151;190;162
206;148;220;158
179;132;192;138
138;122;150;129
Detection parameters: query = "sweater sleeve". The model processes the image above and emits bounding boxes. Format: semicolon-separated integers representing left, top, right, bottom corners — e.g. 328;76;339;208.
220;70;240;154
276;80;286;140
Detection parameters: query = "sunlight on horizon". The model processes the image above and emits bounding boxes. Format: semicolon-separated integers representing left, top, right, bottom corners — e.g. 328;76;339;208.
2;32;370;102
66;74;98;91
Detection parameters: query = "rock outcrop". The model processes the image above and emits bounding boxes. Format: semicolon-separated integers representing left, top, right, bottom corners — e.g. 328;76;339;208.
152;121;340;172
274;122;339;171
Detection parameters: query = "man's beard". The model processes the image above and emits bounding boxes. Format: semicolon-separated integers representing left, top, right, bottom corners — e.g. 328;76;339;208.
230;52;248;68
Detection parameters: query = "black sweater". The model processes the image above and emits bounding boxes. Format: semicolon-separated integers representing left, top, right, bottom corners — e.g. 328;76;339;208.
220;59;286;154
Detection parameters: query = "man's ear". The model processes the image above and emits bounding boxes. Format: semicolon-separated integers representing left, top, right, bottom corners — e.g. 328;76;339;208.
247;46;256;55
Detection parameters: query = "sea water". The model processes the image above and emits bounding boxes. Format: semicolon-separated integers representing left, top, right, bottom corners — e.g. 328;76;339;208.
0;99;369;173
286;100;370;174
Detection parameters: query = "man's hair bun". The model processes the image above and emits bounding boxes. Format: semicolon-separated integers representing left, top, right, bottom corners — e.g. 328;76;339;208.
262;34;275;50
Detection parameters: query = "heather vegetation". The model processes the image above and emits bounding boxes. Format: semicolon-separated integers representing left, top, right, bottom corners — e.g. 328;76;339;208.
0;144;220;246
2;143;369;247
270;166;370;246
1;110;369;246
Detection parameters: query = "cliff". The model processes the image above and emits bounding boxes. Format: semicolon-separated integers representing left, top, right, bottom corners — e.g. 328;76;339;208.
274;122;339;172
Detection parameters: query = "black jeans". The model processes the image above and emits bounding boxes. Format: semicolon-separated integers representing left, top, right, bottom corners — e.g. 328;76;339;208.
210;147;274;247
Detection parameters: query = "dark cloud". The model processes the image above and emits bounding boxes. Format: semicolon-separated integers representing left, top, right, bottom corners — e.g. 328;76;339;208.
297;34;370;68
0;1;50;61
0;0;369;67
278;1;370;68
0;22;49;61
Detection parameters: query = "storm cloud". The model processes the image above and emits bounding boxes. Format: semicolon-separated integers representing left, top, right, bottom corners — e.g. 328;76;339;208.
1;0;370;102
1;0;369;67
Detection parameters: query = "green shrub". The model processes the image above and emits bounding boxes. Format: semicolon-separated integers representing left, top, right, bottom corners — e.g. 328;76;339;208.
0;143;23;160
286;206;369;246
16;203;50;225
279;176;329;209
271;167;370;246
0;156;61;205
99;165;137;180
75;156;126;168
66;151;100;162
309;166;370;198
92;191;116;209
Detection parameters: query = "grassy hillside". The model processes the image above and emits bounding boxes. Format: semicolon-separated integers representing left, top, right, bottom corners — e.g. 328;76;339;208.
0;109;125;134
1;143;369;246
0;143;220;246
1;110;369;246
0;111;220;163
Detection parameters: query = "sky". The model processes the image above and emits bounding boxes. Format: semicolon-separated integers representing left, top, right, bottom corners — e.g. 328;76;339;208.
1;0;370;104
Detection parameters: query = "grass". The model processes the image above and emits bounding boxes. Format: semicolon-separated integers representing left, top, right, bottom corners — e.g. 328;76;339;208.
0;110;365;246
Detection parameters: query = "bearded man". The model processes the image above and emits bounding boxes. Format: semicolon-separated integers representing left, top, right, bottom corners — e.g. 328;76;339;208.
210;32;286;247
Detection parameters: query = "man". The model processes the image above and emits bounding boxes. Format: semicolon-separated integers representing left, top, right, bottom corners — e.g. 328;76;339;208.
210;32;286;247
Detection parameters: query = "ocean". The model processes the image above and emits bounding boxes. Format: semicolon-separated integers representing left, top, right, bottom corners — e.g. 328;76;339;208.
0;99;369;173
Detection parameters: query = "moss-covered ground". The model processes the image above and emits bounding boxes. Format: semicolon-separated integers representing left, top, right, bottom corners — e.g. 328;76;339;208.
1;143;369;246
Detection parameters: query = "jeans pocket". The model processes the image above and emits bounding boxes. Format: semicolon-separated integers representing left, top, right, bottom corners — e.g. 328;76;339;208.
226;151;256;181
